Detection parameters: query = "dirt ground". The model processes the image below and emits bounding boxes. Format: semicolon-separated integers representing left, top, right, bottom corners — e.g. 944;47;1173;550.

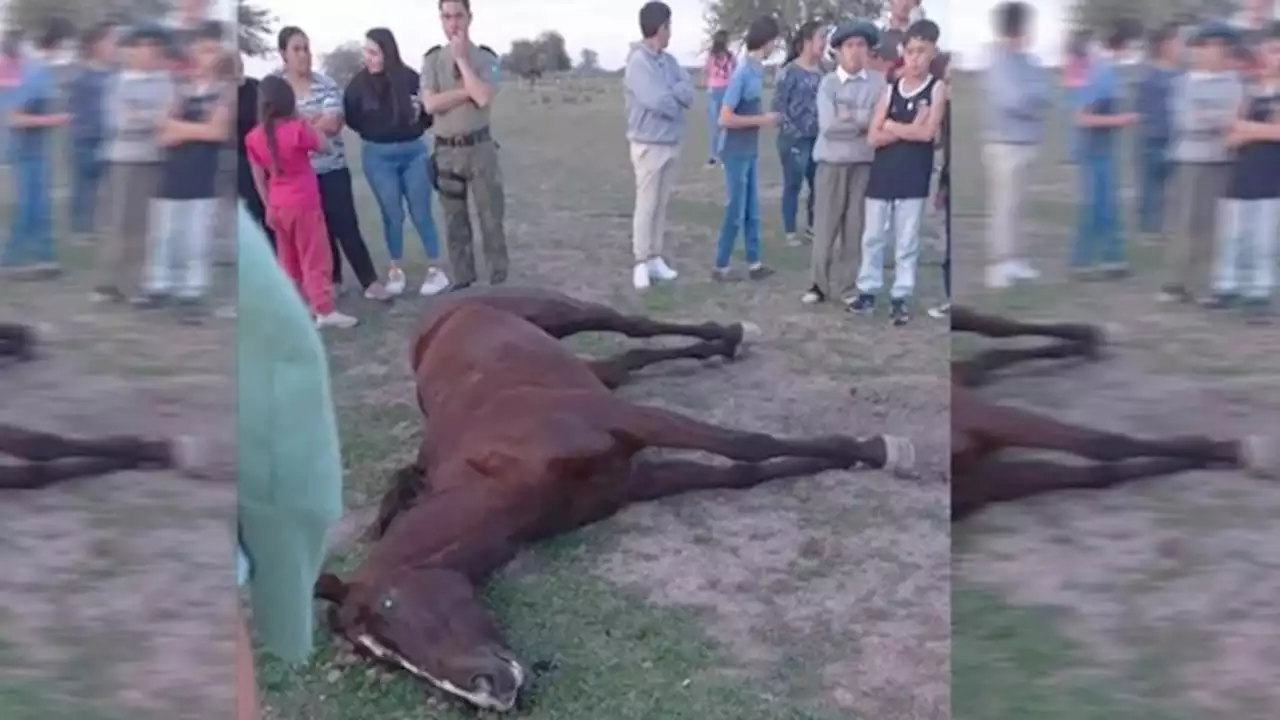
0;224;236;717
951;71;1280;719
259;78;950;719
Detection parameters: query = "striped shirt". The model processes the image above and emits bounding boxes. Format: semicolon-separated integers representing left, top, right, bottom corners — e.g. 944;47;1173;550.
267;69;347;174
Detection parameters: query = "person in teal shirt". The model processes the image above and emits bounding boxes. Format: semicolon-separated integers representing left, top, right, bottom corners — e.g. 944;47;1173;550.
235;202;344;718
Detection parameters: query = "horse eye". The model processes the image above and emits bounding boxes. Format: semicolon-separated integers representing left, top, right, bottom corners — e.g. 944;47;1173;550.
381;597;394;611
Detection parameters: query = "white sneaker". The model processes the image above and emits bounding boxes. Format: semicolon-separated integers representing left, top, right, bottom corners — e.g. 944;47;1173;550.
1007;260;1041;281
985;263;1013;289
646;256;678;281
785;233;802;247
386;267;406;296
632;262;651;290
419;267;450;296
800;289;823;304
315;311;359;329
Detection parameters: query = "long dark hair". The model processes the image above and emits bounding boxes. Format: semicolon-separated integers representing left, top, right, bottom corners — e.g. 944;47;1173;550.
785;20;824;65
710;29;730;58
277;25;306;54
365;27;408;121
257;75;296;174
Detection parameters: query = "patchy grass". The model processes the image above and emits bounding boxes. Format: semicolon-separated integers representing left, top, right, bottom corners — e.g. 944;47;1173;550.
950;70;1280;718
259;77;949;718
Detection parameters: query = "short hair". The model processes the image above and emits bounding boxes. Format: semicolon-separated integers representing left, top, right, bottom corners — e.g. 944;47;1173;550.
744;15;780;51
1148;22;1179;54
1103;17;1142;51
36;17;75;50
1263;20;1280;41
639;2;671;40
193;20;225;43
905;19;940;46
440;0;470;10
79;21;116;55
993;2;1030;39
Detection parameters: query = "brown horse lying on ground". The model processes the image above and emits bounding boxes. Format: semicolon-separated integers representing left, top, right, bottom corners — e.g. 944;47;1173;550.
951;306;1275;521
314;287;917;712
0;322;201;489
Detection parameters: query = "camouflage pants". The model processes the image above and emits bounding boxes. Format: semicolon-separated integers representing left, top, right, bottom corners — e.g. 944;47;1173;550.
432;140;507;285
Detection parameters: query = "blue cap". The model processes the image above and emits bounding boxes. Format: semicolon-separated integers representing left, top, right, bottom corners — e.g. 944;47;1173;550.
122;22;170;46
1190;21;1239;45
830;21;880;50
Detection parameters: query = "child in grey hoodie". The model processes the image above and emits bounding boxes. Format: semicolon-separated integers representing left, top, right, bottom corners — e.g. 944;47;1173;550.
93;24;175;304
1162;23;1244;303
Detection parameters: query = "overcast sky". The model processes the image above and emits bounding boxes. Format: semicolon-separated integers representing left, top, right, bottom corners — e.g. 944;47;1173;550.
243;0;1068;77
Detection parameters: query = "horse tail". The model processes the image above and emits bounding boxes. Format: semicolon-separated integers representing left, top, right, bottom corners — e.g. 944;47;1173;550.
367;463;428;540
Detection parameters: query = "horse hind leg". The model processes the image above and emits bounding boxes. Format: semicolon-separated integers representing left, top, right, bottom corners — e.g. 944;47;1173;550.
954;339;1095;387
954;456;1212;521
548;302;754;357
0;323;36;360
625;455;855;503
604;399;916;477
0;424;180;466
952;306;1103;348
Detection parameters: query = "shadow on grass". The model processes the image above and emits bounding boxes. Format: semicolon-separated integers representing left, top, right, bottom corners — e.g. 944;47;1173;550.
257;532;843;720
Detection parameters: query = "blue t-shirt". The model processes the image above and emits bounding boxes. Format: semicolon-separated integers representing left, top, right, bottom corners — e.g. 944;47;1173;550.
1075;59;1120;158
721;58;765;157
8;58;57;159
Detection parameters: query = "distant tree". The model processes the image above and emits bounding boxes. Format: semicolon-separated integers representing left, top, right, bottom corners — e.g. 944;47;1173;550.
1070;0;1239;31
578;47;600;72
8;0;170;31
501;32;571;84
322;42;363;87
534;30;572;72
702;0;882;46
237;0;276;57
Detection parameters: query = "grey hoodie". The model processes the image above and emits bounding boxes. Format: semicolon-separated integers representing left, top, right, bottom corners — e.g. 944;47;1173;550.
983;45;1051;144
1170;70;1245;163
623;43;693;145
103;70;175;163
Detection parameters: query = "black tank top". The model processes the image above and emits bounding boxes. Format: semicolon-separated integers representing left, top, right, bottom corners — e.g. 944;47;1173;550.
1226;86;1280;200
158;83;225;200
867;75;940;201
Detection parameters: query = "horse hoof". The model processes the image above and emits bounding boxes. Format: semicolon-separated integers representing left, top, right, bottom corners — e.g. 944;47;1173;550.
881;435;916;478
1242;434;1280;479
736;321;762;346
170;435;206;475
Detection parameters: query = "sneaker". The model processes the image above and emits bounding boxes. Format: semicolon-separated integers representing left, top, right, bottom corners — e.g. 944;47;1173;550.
31;262;62;278
632;262;651;290
985;263;1013;289
847;294;876;314
927;302;951;319
803;226;814;240
1201;293;1239;310
386;267;406;296
1158;284;1194;304
706;158;718;167
711;267;739;282
315;311;359;329
131;293;170;309
445;280;473;293
646;256;678;282
91;286;126;304
1007;260;1041;281
747;263;775;281
801;287;825;304
363;281;393;302
1099;263;1131;280
419;267;450;296
890;298;911;326
785;232;803;247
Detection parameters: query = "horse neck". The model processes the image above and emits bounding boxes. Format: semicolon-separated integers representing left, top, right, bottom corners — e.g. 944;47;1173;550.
358;480;526;585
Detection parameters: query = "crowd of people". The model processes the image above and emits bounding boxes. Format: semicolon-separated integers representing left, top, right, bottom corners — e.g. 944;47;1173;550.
625;0;950;326
984;1;1276;323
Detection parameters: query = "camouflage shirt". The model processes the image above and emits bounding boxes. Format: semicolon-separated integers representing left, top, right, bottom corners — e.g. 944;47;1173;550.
419;43;501;137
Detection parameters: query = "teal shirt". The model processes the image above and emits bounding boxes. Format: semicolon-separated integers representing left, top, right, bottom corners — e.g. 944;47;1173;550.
236;203;343;662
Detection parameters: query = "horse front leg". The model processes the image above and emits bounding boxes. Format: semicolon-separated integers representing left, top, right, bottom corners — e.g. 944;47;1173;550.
604;400;916;477
0;322;36;360
0;456;166;490
953;339;1095;387
954;456;1213;520
586;339;735;389
0;424;181;465
624;455;855;503
952;306;1103;348
547;303;753;358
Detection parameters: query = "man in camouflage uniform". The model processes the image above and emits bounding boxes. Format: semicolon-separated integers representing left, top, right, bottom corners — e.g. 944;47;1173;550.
421;0;507;290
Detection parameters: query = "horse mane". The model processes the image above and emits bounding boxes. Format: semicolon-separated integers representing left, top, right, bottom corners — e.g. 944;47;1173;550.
367;463;430;541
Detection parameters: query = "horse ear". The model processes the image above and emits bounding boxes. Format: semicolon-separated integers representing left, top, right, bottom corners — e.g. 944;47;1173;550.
314;572;349;604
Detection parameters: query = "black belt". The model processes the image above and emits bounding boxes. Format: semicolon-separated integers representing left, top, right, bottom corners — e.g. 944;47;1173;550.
435;127;491;147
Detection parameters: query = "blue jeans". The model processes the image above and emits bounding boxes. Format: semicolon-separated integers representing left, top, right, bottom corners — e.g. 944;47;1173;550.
69;139;105;235
360;139;441;262
1136;137;1171;235
714;153;761;268
1072;151;1125;267
777;134;816;234
1;151;53;267
707;88;727;161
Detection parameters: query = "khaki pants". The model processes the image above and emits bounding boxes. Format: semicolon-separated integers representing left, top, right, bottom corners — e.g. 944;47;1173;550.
983;142;1038;265
811;161;871;298
629;141;680;263
1166;162;1229;294
97;162;160;292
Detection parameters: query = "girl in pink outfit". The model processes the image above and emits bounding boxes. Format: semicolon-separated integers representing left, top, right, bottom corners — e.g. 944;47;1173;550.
703;30;735;165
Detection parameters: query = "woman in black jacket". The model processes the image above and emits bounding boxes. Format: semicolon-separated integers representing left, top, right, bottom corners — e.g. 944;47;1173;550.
345;28;449;297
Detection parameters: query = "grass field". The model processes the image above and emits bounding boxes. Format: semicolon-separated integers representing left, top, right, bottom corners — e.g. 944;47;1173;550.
0;156;237;717
949;70;1280;720
255;78;950;719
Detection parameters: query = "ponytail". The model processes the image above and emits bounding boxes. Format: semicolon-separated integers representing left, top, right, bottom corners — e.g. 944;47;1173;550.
264;116;281;175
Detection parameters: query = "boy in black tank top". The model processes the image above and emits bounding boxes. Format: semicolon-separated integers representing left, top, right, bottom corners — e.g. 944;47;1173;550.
850;20;946;326
144;21;232;323
1213;23;1280;322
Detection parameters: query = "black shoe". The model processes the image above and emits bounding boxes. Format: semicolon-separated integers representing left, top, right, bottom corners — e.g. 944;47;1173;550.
1158;284;1194;304
174;297;205;325
1241;297;1272;324
747;264;775;281
131;293;170;309
711;267;740;282
890;299;911;326
1201;293;1239;310
445;281;474;293
91;286;126;304
847;294;876;314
